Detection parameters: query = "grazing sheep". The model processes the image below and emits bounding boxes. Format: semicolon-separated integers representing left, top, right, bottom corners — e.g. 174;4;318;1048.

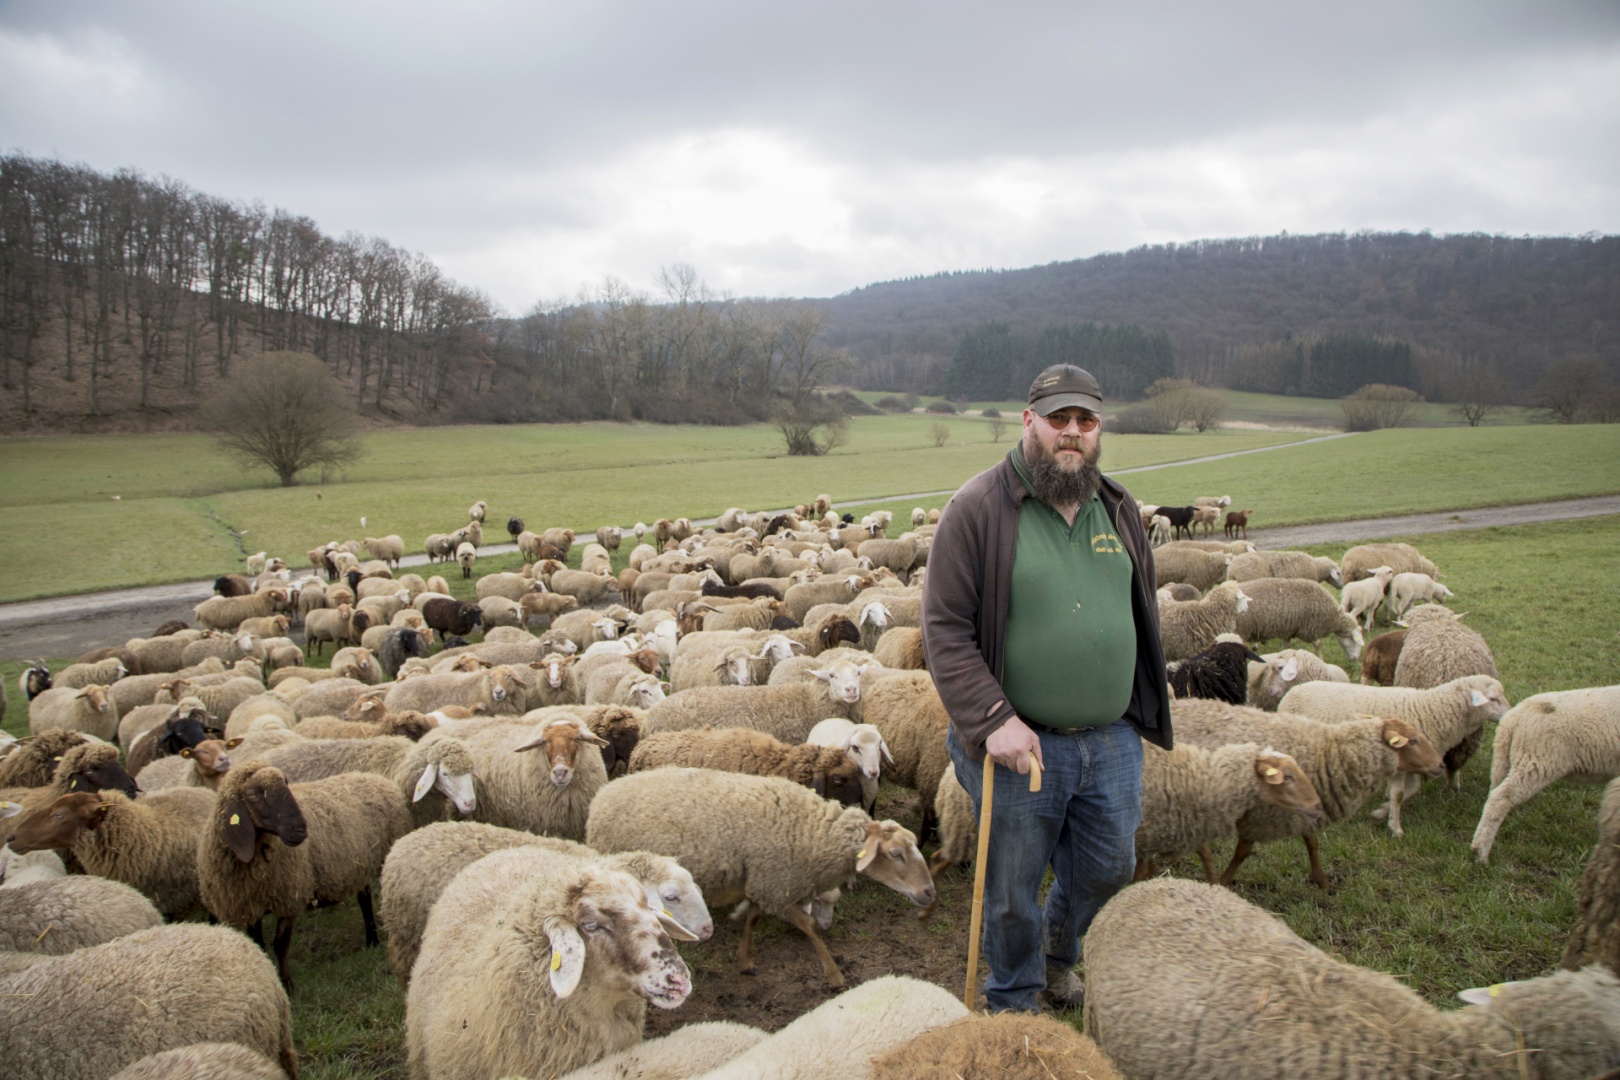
1170;699;1443;888
1563;776;1620;975
1165;634;1264;704
378;821;712;988
0;874;162;955
51;655;129;690
1394;605;1499;783
28;684;120;741
106;1043;287;1080
257;734;478;830
1083;877;1620;1080
1246;648;1350;709
549;568;623;607
1153;546;1231;592
856;670;957;844
1234;577;1364;661
194;588;292;632
1135;742;1323;882
1387;571;1455;619
1279;674;1511;836
630;728;865;806
1359;629;1407;685
0;923;297;1080
1226;550;1341;587
641;659;866;743
447;713;608;839
196;761;413;987
405;847;695;1080
1157;581;1251;662
588;768;935;988
1341;541;1439;583
1338;565;1395;631
9;787;216;918
1472;685;1620;863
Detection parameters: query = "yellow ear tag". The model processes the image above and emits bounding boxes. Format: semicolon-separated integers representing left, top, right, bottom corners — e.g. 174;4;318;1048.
551;951;562;971
856;849;867;859
229;813;241;825
661;909;674;918
1263;767;1279;777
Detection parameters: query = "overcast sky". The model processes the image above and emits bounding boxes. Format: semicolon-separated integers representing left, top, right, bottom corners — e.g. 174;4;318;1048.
3;1;1617;312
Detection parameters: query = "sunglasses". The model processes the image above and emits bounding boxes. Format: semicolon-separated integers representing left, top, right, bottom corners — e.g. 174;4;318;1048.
1040;410;1100;432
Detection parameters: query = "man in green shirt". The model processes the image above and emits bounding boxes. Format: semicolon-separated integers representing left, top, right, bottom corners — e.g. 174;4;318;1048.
921;363;1172;1014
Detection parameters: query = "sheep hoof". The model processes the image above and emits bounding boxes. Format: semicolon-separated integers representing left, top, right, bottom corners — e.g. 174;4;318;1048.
1369;805;1390;820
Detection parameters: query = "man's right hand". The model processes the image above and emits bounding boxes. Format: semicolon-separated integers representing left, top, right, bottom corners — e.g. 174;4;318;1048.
985;712;1044;775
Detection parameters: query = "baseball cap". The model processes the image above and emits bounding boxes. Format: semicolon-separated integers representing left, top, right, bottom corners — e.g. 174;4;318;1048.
1027;364;1103;417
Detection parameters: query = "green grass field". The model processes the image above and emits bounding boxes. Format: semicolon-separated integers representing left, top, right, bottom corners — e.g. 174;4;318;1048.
2;413;1615;604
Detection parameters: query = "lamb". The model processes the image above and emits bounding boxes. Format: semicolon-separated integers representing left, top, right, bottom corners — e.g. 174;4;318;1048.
641;659;866;743
51;655;129;689
1278;674;1511;836
288;677;373;721
700;596;787;632
445;712;609;839
1165;634;1264;704
1339;565;1395;631
1226;550;1342;586
193;588;292;632
1394;605;1499;782
1156;581;1251;662
134;737;238;792
1386;571;1454;618
782;574;872;622
1234;577;1364;661
519;589;579;625
587;668;667;711
157;674;265;720
1562;776;1620;974
696;975;972;1080
1472;685;1620;863
0;874;162;955
404;846;696;1080
587;767;935;988
1223;508;1253;539
1359;628;1407;685
629;728;865;806
9;787;216;918
0;923;297;1080
296;701;437;742
255;734;478;830
1083;877;1620;1080
1341;540;1439;582
1246;648;1349;709
474;594;522;629
1135;742;1323;881
196;760;413;987
382;664;529;716
1170;698;1443;888
524;652;583;707
669;642;759;691
806;717;893;812
455;541;478;578
377;821;713;988
28;684;120;741
327;645;382;684
105;1043;287;1080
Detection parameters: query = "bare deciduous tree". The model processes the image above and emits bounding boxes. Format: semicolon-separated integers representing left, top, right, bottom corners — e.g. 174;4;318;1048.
203;351;363;486
930;421;951;447
1340;384;1422;431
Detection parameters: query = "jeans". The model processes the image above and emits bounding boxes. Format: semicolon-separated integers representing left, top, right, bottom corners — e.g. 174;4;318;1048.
947;718;1143;1013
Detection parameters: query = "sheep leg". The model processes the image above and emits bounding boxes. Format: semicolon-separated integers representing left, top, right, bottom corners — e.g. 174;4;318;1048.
781;904;846;990
1218;840;1255;886
1131;857;1155;882
272;913;298;990
737;902;763;975
1302;834;1330;890
358;885;379;947
246;916;264;948
1471;770;1553;864
1196;846;1219;884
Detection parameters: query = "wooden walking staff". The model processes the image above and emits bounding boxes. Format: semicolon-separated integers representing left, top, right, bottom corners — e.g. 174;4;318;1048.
963;750;1042;1010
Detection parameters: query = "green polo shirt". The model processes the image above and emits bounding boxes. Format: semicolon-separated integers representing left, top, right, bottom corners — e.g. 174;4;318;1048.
1002;445;1137;728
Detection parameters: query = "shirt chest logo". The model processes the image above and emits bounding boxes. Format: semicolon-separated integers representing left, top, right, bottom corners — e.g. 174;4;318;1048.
1092;532;1123;554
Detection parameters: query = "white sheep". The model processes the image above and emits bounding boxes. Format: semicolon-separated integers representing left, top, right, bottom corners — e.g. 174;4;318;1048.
255;733;478;830
1245;648;1350;709
0;874;162;955
805;717;893;811
377;820;714;988
404;846;697;1080
641;659;866;743
1157;581;1251;662
27;684;119;741
1471;685;1620;863
1341;541;1439;583
1387;571;1455;619
587;767;936;988
1393;605;1500;785
1152;546;1232;592
1279;674;1511;836
1226;550;1343;586
1234;577;1364;661
1084;877;1620;1080
440;712;608;839
1338;565;1395;631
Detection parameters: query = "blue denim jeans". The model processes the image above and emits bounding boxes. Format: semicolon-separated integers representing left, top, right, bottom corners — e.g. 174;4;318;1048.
947;718;1144;1013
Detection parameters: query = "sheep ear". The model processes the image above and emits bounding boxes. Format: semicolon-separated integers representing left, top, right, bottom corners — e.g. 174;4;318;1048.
0;801;23;820
657;909;700;942
413;762;439;803
226;738;244;749
544;919;587;998
513;736;548;753
180;747;195;759
1257;760;1286;785
812;770;827;798
1280;657;1299;682
1469;689;1489;707
879;737;895;766
810;669;835;684
855;822;883;871
222;798;258;863
576;731;610;748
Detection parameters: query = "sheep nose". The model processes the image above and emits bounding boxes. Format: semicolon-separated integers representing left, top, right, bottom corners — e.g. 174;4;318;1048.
696;920;714;941
914;884;938;906
550;765;573;787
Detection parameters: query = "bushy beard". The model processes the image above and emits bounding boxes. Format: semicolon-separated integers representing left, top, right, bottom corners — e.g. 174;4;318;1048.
1025;433;1102;508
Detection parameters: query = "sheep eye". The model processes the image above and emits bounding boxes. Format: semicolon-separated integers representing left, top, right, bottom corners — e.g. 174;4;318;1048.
581;920;602;934
888;848;903;860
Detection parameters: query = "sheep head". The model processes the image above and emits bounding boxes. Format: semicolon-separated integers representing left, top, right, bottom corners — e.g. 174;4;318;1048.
9;791;113;853
1253;749;1324;823
540;868;696;1003
854;819;935;908
1378;717;1445;778
516;717;609;788
218;762;307;862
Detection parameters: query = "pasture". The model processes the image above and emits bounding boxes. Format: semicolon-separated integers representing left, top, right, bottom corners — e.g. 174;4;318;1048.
1;416;1617;1078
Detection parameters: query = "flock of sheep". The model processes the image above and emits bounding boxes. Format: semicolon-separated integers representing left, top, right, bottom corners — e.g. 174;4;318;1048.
1;488;1618;1079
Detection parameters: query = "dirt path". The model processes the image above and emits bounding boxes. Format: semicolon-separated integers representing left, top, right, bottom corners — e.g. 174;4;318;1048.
2;495;1617;662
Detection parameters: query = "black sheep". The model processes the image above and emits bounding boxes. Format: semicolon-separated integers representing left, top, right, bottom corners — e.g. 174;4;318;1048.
377;626;430;679
1165;637;1264;705
1157;505;1199;541
150;619;190;637
506;517;525;543
421;596;483;642
21;659;52;701
701;579;784;602
128;705;223;777
214;574;253;597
